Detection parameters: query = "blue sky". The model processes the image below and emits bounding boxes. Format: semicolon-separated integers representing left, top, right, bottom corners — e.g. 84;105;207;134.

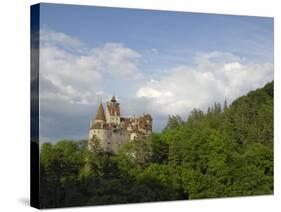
40;3;273;62
37;3;274;142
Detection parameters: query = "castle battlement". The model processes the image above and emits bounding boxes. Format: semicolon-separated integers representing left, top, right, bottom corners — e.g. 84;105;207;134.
88;96;152;153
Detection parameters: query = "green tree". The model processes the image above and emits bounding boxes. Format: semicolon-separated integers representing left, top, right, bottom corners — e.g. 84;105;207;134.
164;115;184;131
39;81;274;208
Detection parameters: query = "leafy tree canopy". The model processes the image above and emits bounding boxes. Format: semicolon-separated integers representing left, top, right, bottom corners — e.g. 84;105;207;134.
39;81;273;208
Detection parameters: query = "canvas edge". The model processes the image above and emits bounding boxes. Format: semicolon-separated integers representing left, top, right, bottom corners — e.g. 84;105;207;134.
30;3;40;209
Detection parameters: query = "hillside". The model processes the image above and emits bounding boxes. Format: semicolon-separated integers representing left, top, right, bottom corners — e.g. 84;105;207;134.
159;81;273;199
39;81;273;208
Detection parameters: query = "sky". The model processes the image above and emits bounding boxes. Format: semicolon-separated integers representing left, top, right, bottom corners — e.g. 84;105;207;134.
37;3;274;142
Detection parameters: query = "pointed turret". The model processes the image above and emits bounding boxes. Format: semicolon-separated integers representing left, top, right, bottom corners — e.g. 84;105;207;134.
106;95;120;117
95;103;106;121
111;95;116;102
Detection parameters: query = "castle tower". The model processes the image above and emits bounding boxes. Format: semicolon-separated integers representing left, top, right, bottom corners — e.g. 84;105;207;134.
95;103;106;123
111;95;116;102
105;96;121;126
88;103;110;151
88;95;152;154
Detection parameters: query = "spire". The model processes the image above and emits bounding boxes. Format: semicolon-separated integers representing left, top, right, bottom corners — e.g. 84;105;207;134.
111;95;116;102
95;103;106;121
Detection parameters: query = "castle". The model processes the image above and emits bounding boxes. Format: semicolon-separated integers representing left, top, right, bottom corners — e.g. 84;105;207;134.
88;96;152;154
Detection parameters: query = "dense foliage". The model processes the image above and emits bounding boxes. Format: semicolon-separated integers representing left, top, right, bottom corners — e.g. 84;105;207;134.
39;81;273;208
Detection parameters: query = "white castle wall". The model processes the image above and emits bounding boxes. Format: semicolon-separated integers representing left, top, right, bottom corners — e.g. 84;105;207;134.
89;128;110;151
108;130;130;154
89;128;130;154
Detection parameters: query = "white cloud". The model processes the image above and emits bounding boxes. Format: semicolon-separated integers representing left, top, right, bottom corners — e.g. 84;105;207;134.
137;88;173;98
151;48;159;55
194;51;241;65
224;62;242;71
91;43;141;77
137;79;173;98
40;46;102;104
39;29;141;104
95;91;105;96
38;29;273;138
136;51;273;116
41;28;84;51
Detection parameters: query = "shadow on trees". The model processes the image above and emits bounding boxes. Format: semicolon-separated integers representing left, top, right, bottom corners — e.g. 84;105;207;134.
39;150;186;208
39;140;187;209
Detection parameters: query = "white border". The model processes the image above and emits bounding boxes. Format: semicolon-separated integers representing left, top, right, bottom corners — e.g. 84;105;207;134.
0;0;280;212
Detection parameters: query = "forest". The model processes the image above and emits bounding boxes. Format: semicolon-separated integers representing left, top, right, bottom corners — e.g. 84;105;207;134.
39;81;273;208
